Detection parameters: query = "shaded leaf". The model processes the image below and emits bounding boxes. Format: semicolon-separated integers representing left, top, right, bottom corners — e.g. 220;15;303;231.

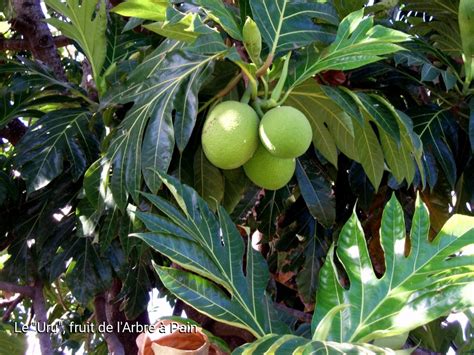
353;119;384;190
295;157;335;228
289;9;409;88
197;0;242;40
411;108;458;187
14;109;98;193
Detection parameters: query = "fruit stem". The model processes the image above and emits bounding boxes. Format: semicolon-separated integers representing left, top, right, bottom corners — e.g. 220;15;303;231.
276;88;293;106
261;76;269;99
197;73;243;114
252;98;265;117
256;53;274;77
240;85;252;104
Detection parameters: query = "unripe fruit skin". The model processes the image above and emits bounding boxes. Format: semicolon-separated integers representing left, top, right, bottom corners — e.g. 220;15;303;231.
259;106;313;159
243;144;296;190
459;0;474;55
459;0;474;81
202;101;259;170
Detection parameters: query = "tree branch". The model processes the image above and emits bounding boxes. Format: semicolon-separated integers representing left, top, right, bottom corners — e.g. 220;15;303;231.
274;302;312;323
0;35;71;52
0;281;34;297
0;118;28;146
94;293;125;355
32;281;53;355
2;295;24;322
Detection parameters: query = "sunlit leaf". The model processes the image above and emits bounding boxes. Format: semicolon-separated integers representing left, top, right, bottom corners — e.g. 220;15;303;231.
312;194;474;343
250;1;338;54
45;0;107;83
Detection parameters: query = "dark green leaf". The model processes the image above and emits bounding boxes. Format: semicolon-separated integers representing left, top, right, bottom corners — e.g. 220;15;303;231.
222;168;249;214
14;109;98;193
295;157;335;228
196;0;242;40
412;108;458;187
353;119;384;190
193;146;224;210
289;10;409;88
63;237;113;304
357;93;400;142
321;85;363;126
103;41;220;206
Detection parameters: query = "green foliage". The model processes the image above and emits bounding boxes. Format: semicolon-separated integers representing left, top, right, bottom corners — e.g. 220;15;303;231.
288;9;410;89
312;194;474;343
1;0;473;353
286;82;423;189
134;172;289;338
102;40;220;207
0;325;26;354
233;334;400;354
111;0;168;21
14;109;98;193
45;0;107;89
136;175;473;352
250;1;338;54
295;156;335;228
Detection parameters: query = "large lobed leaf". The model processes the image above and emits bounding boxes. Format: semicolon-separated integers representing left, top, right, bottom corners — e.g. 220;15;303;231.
250;0;338;54
288;9;410;89
102;40;222;208
133;173;289;338
312;194;474;343
233;334;403;354
286;82;423;190
14;108;98;193
45;0;107;84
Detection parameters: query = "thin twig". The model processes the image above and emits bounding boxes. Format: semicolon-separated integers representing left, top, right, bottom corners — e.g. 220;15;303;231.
197;72;243;114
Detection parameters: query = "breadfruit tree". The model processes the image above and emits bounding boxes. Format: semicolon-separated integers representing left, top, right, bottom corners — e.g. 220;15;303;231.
0;0;473;354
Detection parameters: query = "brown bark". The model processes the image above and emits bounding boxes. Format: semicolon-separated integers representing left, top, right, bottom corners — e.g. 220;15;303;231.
32;281;53;355
94;293;126;355
106;279;150;355
1;295;24;321
0;281;34;297
11;0;66;81
0;35;70;52
0;118;28;146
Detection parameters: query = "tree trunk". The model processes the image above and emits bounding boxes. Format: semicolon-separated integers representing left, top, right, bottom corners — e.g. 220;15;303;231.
11;0;66;80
